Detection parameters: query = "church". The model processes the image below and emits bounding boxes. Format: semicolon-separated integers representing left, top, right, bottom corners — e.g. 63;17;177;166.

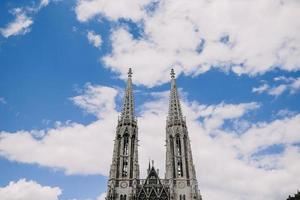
105;68;202;200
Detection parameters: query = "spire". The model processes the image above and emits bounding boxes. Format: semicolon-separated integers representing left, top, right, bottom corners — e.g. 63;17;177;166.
168;68;184;123
120;68;136;124
148;159;151;174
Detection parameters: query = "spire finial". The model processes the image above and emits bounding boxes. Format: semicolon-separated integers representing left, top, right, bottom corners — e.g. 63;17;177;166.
119;67;135;123
128;68;133;78
170;68;175;79
147;158;151;174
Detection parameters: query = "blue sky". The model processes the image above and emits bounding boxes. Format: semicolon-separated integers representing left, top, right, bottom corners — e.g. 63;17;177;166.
0;0;300;200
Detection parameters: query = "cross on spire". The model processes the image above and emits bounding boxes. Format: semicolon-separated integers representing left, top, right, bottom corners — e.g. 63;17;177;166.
170;68;175;79
168;68;184;123
128;68;133;78
119;68;135;124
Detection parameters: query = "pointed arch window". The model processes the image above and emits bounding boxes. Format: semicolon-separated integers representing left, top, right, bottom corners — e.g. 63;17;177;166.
170;136;176;178
177;160;183;177
176;135;182;156
116;135;121;178
130;135;135;178
122;157;128;177
122;132;129;177
123;133;129;155
176;135;183;177
179;194;186;200
184;135;190;179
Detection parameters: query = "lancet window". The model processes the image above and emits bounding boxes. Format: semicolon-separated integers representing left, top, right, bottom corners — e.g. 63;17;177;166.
170;136;176;178
116;135;121;178
123;134;129;155
122;157;128;177
184;135;190;179
176;135;182;156
176;135;183;177
130;135;135;178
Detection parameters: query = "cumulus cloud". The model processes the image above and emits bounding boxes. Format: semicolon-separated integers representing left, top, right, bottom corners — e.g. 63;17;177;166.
0;179;61;200
252;76;300;96
71;83;117;118
97;193;106;200
75;0;152;22
0;0;53;38
134;90;300;200
0;9;33;38
0;84;118;175
252;84;269;94
75;0;300;86
87;31;102;48
0;83;300;200
277;109;297;118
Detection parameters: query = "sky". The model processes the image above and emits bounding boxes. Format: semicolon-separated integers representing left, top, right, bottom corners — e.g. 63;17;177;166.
0;0;300;200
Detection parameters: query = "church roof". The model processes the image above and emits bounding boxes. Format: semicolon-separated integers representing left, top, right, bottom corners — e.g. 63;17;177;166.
137;162;169;200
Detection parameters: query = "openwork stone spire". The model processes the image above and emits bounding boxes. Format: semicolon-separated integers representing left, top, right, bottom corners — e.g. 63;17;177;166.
165;68;202;200
106;68;139;200
120;68;136;124
168;68;184;124
106;68;202;200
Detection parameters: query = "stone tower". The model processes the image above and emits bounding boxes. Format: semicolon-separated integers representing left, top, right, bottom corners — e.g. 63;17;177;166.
106;68;140;200
105;68;202;200
165;69;202;200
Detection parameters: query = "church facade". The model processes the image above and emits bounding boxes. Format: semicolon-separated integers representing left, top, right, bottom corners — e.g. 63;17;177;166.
106;68;202;200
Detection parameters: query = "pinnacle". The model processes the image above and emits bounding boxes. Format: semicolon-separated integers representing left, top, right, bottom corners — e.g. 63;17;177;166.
170;68;175;79
168;68;184;124
119;68;136;124
128;68;133;78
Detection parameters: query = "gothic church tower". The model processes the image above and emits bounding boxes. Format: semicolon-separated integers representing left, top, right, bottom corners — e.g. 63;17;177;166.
165;69;202;200
106;68;202;200
106;68;140;200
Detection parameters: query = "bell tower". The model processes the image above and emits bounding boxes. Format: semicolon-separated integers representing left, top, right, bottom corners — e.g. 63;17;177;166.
165;69;202;200
106;68;140;200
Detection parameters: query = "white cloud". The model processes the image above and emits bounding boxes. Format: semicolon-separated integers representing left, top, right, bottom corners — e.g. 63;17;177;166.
0;84;119;175
0;84;300;200
87;31;102;48
136;91;300;200
268;84;287;96
235;115;300;156
71;83;117;118
252;84;269;94
0;0;53;38
290;78;300;93
75;0;300;86
273;76;295;82
192;101;260;134
75;0;152;22
0;9;33;38
40;0;50;8
0;179;61;200
276;109;296;118
97;193;106;200
252;77;300;96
